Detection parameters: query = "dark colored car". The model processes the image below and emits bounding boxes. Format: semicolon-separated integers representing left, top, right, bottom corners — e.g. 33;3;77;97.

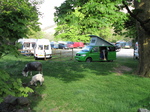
115;43;121;52
50;42;59;49
58;43;69;49
50;42;54;49
111;43;121;52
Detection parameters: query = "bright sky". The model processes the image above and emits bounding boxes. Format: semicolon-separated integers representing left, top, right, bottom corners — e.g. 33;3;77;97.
38;0;66;29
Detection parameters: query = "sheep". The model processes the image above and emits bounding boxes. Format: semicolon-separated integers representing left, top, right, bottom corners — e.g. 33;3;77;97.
22;62;42;77
30;74;44;86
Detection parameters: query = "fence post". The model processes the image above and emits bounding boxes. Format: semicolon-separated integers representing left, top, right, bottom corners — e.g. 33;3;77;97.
44;50;46;60
72;48;73;60
60;51;61;61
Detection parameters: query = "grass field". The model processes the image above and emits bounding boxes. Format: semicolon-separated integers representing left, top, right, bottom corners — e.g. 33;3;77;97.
0;54;150;112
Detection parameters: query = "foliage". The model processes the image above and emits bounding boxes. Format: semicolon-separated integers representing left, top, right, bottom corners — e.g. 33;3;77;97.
28;30;45;39
0;0;41;102
54;0;132;42
113;11;137;39
0;70;33;102
0;0;41;58
54;24;89;42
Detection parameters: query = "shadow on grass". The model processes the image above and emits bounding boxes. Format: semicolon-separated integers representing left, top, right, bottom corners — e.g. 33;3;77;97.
131;96;150;110
42;61;115;83
0;55;140;112
0;57;138;83
27;85;46;112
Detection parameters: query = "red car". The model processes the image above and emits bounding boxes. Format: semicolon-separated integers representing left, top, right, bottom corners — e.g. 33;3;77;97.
66;42;74;49
73;42;84;48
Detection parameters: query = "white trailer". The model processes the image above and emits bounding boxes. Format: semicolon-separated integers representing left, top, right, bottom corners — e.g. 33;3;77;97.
18;38;37;55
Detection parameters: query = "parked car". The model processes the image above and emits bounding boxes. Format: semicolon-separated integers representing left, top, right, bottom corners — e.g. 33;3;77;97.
111;43;121;52
124;43;131;49
50;42;54;49
50;42;59;49
133;42;139;59
58;43;69;49
65;41;84;49
53;43;59;49
77;42;84;48
72;42;78;48
75;45;116;62
73;42;84;48
75;35;116;62
66;41;74;49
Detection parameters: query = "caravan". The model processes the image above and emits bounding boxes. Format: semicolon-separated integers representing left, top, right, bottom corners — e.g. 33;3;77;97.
34;39;52;60
75;35;116;62
18;39;37;55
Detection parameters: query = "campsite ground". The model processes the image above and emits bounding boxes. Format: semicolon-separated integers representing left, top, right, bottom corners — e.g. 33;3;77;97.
0;48;148;112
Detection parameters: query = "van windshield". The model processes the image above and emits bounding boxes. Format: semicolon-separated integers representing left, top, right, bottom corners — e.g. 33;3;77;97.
38;45;49;50
38;45;43;50
81;46;92;52
44;45;49;50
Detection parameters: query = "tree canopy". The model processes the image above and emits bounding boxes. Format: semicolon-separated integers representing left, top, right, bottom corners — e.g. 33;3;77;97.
54;0;135;42
0;0;41;102
0;0;41;58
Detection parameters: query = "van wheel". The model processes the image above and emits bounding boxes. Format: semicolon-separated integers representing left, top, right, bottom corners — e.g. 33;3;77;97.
34;57;38;60
86;58;92;62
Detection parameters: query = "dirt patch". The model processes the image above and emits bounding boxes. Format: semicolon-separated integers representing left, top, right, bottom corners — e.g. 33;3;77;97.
112;66;132;75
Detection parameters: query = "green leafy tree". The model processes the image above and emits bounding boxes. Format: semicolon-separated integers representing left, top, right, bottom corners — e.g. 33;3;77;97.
54;0;127;42
28;30;45;39
0;0;41;102
0;0;41;58
55;0;150;77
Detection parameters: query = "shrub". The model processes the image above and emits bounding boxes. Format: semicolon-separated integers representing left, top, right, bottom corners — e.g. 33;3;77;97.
0;70;33;102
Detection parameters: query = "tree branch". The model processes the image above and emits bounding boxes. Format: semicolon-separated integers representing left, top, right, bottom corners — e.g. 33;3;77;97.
122;1;150;33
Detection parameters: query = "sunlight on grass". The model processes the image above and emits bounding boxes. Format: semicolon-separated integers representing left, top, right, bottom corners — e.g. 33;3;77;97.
0;54;150;112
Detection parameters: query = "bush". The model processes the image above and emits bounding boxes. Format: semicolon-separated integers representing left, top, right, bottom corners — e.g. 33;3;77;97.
0;70;33;103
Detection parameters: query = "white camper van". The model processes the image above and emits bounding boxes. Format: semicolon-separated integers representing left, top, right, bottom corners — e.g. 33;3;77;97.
18;39;37;55
34;39;52;60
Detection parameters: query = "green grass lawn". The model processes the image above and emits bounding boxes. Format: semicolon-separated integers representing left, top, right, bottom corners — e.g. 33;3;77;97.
0;55;150;112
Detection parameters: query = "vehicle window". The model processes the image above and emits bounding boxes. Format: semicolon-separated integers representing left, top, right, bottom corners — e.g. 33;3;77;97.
44;45;49;50
91;39;96;43
38;45;43;50
67;42;74;44
24;43;30;48
32;43;36;48
81;46;92;52
92;47;99;52
108;47;115;51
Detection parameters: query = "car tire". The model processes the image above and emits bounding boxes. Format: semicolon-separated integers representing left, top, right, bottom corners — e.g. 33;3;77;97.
86;58;92;62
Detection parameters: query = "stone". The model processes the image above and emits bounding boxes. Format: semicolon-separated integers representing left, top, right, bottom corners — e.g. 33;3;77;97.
16;109;25;112
4;95;17;105
17;97;29;106
138;108;150;112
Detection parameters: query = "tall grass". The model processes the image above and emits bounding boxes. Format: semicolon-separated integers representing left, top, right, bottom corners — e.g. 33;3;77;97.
0;54;149;112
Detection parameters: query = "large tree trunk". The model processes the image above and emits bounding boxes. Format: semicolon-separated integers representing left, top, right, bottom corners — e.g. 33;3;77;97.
134;0;150;77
